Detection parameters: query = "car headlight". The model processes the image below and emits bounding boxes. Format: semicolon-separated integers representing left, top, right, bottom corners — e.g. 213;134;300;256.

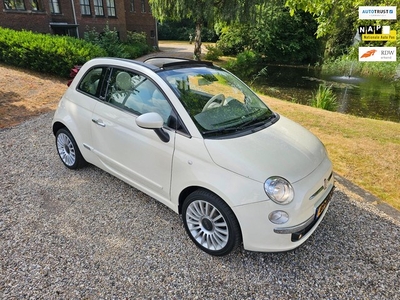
264;176;294;205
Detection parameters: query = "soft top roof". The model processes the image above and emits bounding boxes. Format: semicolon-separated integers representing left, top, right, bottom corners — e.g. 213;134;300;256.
143;57;214;70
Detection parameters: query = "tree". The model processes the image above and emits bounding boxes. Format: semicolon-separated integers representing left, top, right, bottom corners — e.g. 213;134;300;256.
285;0;399;60
217;2;320;64
284;0;358;38
149;0;264;60
157;19;218;42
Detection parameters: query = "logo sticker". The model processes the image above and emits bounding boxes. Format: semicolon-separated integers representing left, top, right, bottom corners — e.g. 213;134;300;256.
359;6;397;20
359;26;396;41
359;47;397;62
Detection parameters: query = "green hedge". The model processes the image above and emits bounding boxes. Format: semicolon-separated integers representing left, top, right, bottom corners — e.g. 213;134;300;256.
0;27;106;77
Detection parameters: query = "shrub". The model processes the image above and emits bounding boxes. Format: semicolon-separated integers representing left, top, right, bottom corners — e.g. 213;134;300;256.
224;50;263;79
0;27;106;77
216;25;249;56
84;25;129;58
204;45;223;61
123;43;151;58
125;31;153;57
310;84;338;111
126;31;147;45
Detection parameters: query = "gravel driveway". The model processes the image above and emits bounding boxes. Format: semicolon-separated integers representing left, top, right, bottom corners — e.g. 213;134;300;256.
1;112;399;299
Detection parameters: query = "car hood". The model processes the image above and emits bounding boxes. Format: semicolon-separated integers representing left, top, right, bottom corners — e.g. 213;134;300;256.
204;116;326;183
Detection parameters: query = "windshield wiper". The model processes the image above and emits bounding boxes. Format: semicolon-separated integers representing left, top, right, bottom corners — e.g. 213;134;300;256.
238;113;276;129
212;109;265;127
202;126;242;136
202;113;276;136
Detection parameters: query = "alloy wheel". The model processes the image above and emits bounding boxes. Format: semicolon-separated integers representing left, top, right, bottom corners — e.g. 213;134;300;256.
57;132;76;167
185;199;229;251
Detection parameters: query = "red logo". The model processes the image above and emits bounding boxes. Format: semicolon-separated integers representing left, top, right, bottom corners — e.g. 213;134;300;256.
360;49;377;58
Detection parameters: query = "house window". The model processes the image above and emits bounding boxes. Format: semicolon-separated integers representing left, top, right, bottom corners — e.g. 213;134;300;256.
3;0;26;10
130;0;135;12
93;0;104;16
32;0;43;10
106;0;116;16
49;0;60;13
80;0;91;15
140;0;145;13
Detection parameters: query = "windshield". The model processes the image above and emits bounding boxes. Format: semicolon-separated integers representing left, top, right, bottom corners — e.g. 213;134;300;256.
158;66;276;137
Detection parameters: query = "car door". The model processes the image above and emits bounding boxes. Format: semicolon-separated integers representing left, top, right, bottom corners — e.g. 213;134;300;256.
90;67;176;204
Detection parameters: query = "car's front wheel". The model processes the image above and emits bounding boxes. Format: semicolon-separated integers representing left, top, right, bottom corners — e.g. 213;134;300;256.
182;189;242;256
55;128;86;169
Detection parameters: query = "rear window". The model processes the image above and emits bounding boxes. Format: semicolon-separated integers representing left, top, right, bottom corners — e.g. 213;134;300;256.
78;67;104;96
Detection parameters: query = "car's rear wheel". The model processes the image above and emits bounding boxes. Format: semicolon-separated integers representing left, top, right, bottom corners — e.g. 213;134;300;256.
55;128;86;169
182;189;241;256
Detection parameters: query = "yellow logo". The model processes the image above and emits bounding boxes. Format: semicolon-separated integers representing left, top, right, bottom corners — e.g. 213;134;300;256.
362;30;396;41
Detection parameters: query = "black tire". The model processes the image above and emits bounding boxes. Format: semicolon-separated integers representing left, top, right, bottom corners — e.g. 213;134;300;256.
182;189;242;256
55;128;87;169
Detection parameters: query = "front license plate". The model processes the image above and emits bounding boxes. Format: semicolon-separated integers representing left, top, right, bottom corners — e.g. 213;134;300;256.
315;188;334;219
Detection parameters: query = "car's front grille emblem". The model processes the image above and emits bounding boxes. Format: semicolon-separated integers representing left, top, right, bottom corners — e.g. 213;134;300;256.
323;178;328;190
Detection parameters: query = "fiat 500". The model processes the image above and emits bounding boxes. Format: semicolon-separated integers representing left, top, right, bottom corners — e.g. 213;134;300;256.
52;57;335;256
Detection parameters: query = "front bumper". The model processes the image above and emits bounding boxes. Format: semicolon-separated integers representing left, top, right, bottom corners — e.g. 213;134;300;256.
233;157;334;252
274;186;335;242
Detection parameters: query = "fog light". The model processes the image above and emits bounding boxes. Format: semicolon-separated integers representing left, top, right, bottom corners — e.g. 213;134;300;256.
269;210;289;224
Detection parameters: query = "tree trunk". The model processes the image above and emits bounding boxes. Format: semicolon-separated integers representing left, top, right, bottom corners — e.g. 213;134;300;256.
194;20;203;61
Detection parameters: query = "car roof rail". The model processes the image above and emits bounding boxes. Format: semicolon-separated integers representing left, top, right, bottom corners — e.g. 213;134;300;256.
143;57;214;69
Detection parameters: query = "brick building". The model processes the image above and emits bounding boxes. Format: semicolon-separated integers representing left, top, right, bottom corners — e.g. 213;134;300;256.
0;0;157;47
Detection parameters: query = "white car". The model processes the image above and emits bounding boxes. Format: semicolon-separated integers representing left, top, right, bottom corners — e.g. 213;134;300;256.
52;57;335;256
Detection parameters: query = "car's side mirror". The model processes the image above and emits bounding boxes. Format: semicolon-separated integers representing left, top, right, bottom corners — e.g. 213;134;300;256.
136;112;170;143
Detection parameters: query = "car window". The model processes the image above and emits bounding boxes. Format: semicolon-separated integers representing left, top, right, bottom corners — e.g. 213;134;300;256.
78;67;104;96
105;68;172;124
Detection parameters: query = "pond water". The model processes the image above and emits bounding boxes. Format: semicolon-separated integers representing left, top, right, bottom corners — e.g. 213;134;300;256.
254;65;400;123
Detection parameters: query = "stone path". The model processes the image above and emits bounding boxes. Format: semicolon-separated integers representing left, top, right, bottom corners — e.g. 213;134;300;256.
138;41;209;61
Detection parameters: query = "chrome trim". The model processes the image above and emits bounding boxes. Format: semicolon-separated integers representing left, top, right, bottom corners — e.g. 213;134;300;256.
309;171;334;200
309;186;324;200
83;143;93;151
273;214;314;234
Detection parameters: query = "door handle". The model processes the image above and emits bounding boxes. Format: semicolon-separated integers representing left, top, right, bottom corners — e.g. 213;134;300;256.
92;118;106;127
